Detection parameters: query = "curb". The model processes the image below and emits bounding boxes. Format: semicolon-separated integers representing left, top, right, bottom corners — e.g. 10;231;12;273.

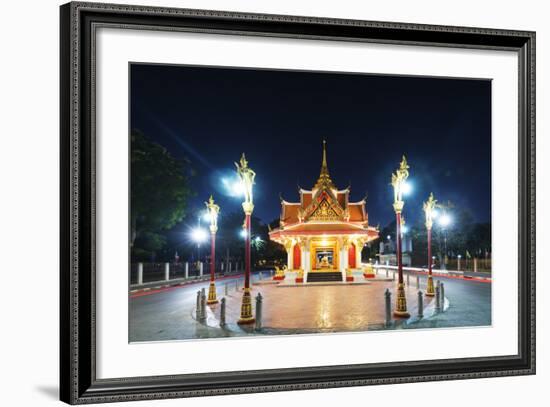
129;273;246;297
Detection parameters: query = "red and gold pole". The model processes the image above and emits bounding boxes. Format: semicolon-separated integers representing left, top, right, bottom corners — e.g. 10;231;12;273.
426;226;435;296
206;195;220;304
391;156;409;318
236;153;256;324
423;193;437;297
238;204;255;324
394;206;409;317
207;229;218;304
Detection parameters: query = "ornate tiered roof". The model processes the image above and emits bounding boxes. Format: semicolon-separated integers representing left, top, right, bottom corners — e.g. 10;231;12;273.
269;141;378;240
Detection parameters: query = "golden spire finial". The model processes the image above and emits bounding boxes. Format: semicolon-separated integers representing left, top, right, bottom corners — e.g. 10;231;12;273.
314;139;335;190
400;155;409;174
322;139;327;169
239;152;248;169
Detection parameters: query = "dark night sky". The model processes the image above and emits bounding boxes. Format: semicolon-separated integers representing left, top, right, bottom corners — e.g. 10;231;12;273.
130;63;491;228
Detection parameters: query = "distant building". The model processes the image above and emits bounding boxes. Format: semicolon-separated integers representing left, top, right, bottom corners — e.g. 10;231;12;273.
378;234;412;266
379;235;412;254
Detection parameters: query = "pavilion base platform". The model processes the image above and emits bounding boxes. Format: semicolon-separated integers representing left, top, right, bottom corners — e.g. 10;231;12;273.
276;280;372;288
306;271;342;283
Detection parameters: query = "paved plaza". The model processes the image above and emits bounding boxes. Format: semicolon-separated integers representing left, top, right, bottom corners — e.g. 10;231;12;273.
129;269;491;342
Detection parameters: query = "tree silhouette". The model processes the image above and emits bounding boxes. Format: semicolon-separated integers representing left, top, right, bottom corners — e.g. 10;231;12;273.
131;130;195;259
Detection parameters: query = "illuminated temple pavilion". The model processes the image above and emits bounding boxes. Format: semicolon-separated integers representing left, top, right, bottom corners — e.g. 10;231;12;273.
269;141;379;283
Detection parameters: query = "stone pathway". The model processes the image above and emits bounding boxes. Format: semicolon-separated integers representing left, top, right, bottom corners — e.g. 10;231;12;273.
129;271;490;342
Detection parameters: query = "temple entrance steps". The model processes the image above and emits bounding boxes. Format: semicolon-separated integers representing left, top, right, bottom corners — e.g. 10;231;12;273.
306;272;343;283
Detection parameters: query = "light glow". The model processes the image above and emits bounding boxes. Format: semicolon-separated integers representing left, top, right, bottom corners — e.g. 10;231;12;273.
402;181;413;196
438;213;452;227
190;228;208;243
222;177;245;198
202;212;212;223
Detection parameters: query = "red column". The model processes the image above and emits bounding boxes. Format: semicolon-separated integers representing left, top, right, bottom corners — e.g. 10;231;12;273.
396;212;403;284
427;228;432;277
293;244;301;269
348;244;356;268
210;232;216;282
244;213;251;290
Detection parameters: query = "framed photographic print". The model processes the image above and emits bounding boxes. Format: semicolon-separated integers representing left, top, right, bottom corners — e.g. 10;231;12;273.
60;1;536;404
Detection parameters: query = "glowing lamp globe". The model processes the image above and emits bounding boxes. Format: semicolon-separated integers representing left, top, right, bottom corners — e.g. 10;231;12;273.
439;214;452;227
191;228;207;243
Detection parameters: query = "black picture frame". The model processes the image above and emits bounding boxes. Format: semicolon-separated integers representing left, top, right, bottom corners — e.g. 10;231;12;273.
60;2;536;404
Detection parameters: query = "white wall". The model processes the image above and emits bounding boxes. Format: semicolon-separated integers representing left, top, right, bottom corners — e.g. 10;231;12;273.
0;0;547;406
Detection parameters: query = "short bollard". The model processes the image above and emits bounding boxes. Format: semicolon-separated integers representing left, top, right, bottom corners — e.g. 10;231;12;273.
164;262;170;281
386;269;389;277
199;262;204;277
416;275;420;289
406;273;410;286
184;262;189;279
137;262;143;285
255;293;263;331
384;289;392;327
440;282;445;311
195;291;201;320
259;271;263;280
417;291;424;318
220;298;226;327
392;271;396;281
435;284;441;312
200;288;207;322
224;283;229;296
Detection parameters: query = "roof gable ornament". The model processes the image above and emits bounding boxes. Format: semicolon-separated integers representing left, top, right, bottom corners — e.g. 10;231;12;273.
309;199;340;221
304;190;345;221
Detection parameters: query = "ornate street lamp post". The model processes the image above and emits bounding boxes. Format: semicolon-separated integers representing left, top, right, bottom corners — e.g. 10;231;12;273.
391;156;410;317
205;195;220;304
235;153;256;324
423;193;437;297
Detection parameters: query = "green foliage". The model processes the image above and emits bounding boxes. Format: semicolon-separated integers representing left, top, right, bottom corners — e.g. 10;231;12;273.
132;232;168;261
204;211;286;268
131;130;194;258
377;206;491;267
